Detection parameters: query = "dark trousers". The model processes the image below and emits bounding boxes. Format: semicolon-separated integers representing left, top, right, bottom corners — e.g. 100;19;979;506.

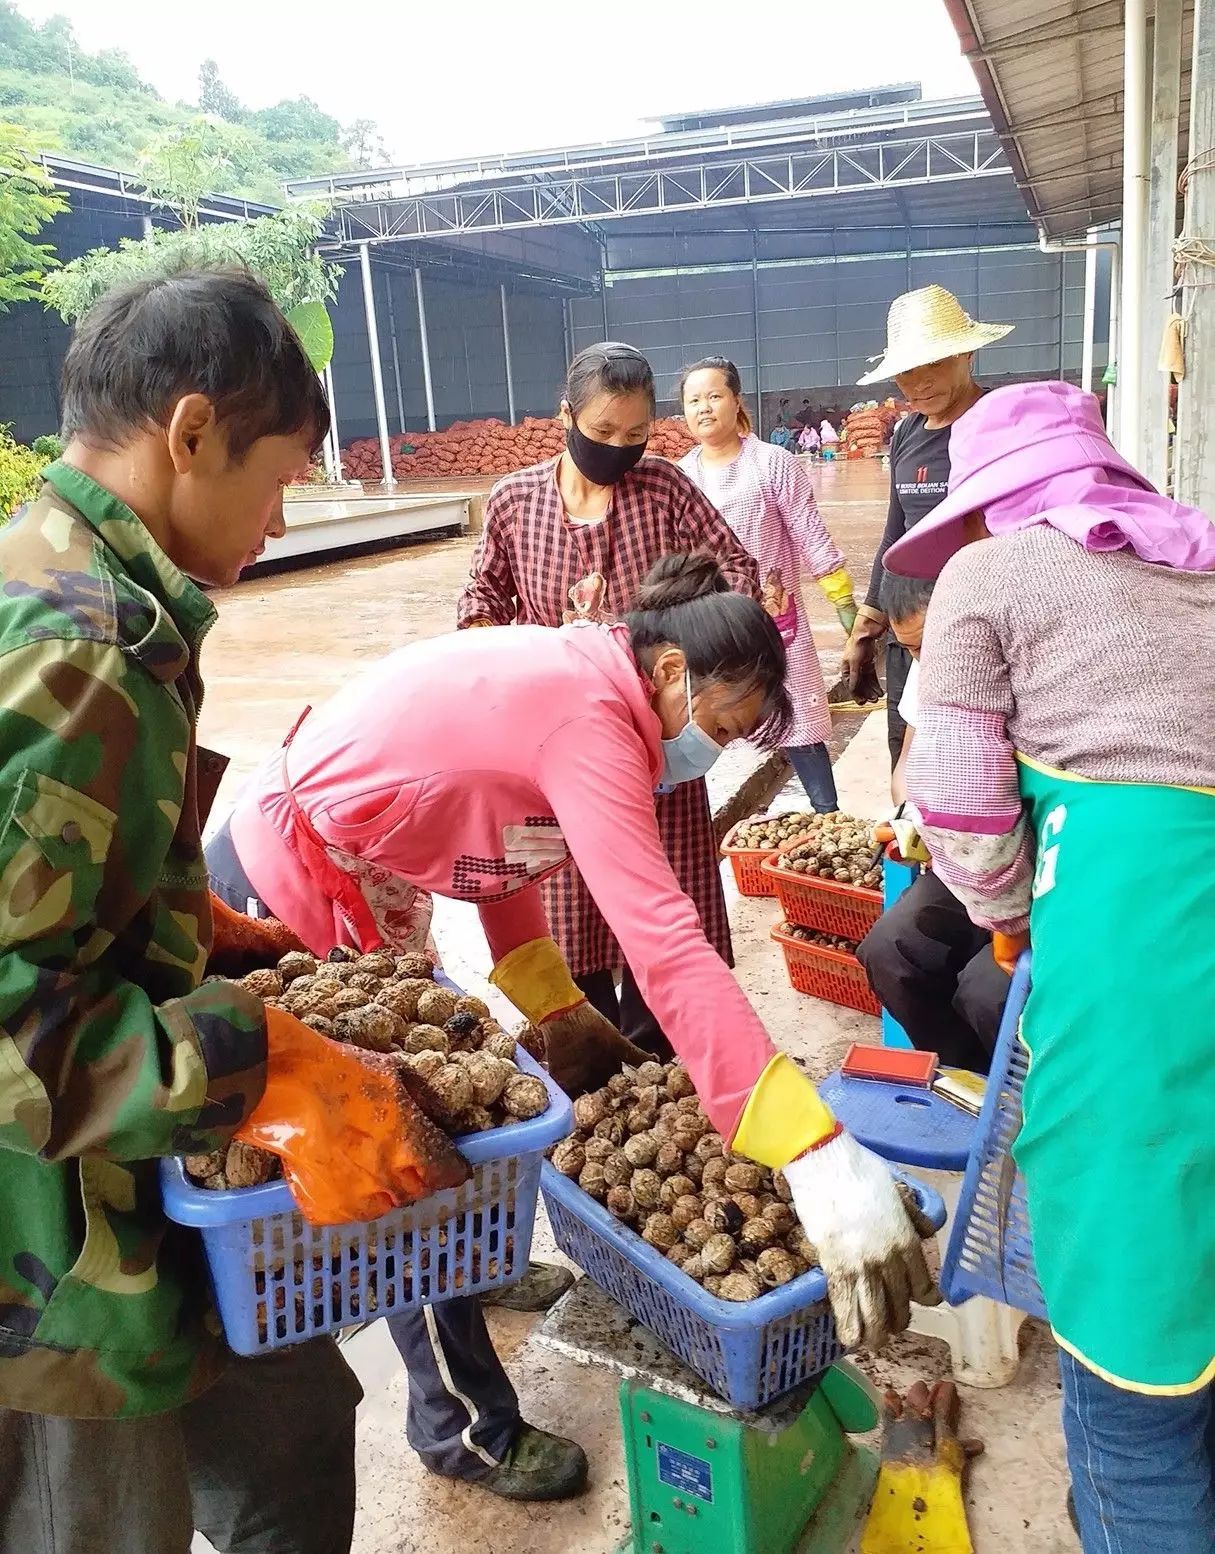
204;821;520;1485
856;870;1008;1074
885;641;913;767
575;965;673;1060
0;1340;361;1554
785;742;839;813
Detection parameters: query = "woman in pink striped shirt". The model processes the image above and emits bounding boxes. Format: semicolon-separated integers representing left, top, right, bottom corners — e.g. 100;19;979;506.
678;357;859;810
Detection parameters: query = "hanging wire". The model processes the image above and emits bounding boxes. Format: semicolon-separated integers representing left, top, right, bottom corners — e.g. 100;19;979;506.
1173;147;1215;297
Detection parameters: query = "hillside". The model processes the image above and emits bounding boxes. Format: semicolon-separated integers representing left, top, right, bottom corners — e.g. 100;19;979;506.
0;3;381;204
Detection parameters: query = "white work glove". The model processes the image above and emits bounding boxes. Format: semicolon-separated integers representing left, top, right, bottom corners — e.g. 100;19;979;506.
785;1131;940;1351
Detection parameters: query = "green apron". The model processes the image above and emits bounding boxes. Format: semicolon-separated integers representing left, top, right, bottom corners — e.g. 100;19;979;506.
1016;755;1215;1393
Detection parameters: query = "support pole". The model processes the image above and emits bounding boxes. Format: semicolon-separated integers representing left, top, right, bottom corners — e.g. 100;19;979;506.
1107;241;1121;434
323;361;343;481
1118;0;1149;463
1081;229;1098;393
415;266;436;432
600;242;610;338
358;243;395;489
1175;0;1215;510
562;297;572;367
1058;252;1068;379
751;231;763;440
500;283;517;425
385;271;407;434
318;375;336;481
1143;0;1183;489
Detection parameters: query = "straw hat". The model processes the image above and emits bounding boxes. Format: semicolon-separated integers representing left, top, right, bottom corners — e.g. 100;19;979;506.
857;285;1013;386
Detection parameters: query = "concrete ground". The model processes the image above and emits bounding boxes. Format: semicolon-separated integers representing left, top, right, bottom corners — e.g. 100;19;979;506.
194;459;1072;1554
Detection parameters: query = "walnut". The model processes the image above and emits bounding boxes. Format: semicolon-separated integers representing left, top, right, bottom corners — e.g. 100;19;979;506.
375;981;425;1020
417;987;457;1026
551;1138;586;1178
675;1095;703;1117
334;987;372;1011
659;1173;696;1209
356;951;396;980
444;1012;481;1049
583;1136;615;1163
421;1063;474;1125
626;1095;659;1135
718;1271;762;1303
292;989;339;1022
278;951;318;984
656;1101;681;1128
201;1172;230;1191
682;1254;706;1283
349;971;385;993
514;1022;546;1061
466;1052;512;1107
732;1192;763;1220
401;1023;449;1056
786;1226;818;1265
702;1274;725;1297
593;1115;627;1145
665;1065;696;1100
683;1153;705;1188
578;1162;608;1200
395;952;436;980
636;1061;667;1087
654;1142;685;1177
682;1218;713;1251
224;1142;277;1189
184;1150;225;1182
671;1195;702;1231
756;1247;800;1288
502;1074;548;1120
603;1151;632;1189
724;1163;764;1195
671;1120;705;1154
763;1203;796;1236
459;1105;496;1134
606;1186;636;1221
307;1016;336;1039
240;968;282;999
606;1073;632;1098
631;1168;662;1211
406;1049;445;1080
700;1156;730;1191
573;1092;608;1130
642;1213;679;1251
694;1134;725;1163
739;1217;777;1255
623;1132;659;1169
481;1031;515;1069
665;1242;694;1269
700;1233;737;1275
454;994;491;1022
704;1199;744;1237
335;1005;399;1053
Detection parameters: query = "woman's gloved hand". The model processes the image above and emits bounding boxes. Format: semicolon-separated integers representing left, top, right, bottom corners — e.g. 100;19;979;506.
860;1380;983;1554
490;936;648;1096
236;1009;470;1224
206;891;309;978
991;930;1029;977
784;1129;940;1352
841;606;888;703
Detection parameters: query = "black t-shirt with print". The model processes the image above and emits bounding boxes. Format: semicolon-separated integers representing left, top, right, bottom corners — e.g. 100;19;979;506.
863;412;954;605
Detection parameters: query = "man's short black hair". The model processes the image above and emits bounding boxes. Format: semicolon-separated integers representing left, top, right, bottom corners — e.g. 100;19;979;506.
879;570;935;624
60;268;331;461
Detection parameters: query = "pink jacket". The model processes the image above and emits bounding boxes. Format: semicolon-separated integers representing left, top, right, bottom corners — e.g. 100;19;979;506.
229;622;776;1139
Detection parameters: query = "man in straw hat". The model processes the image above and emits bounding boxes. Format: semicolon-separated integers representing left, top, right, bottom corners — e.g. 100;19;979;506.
840;285;1012;763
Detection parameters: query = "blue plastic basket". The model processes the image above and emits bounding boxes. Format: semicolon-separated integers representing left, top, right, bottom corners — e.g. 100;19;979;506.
940;953;1047;1320
542;1162;945;1410
162;1049;572;1355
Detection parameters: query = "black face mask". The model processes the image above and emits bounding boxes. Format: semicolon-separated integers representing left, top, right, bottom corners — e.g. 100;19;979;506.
565;419;647;486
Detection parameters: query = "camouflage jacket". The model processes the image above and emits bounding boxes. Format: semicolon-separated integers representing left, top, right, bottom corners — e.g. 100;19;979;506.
0;463;267;1419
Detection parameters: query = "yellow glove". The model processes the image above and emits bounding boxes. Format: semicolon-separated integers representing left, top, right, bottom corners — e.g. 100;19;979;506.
818;567;858;634
731;1053;838;1169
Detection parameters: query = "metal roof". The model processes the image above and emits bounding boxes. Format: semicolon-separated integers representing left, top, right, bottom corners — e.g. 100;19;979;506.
944;0;1194;238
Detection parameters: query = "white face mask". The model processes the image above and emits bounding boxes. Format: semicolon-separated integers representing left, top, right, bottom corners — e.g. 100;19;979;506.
659;670;723;788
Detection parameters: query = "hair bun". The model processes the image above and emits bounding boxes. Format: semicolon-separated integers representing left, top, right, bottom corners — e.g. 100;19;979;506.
633;552;728;611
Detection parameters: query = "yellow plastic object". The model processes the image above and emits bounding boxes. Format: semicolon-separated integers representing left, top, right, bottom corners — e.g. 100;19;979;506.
489;935;582;1025
731;1052;836;1169
818;566;857;606
860;1456;973;1554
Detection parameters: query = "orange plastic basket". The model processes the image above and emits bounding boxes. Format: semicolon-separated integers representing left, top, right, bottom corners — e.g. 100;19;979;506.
719;818;782;898
770;921;881;1016
760;839;883;940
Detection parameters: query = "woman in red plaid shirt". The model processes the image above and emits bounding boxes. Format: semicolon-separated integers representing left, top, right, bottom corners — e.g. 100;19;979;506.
457;342;760;1055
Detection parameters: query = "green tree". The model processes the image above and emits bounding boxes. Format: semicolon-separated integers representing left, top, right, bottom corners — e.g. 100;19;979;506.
340;118;388;169
0;121;66;308
252;96;340;147
138;124;237;227
198;58;244;124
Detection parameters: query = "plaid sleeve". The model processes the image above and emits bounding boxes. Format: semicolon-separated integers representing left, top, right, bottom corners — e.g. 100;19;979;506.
457;484;518;626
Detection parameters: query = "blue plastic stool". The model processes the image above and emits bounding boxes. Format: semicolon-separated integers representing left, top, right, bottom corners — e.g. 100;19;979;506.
819;1063;1027;1387
879;851;920;1049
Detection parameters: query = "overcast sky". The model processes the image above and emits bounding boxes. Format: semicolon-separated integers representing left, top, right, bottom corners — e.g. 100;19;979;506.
15;0;977;163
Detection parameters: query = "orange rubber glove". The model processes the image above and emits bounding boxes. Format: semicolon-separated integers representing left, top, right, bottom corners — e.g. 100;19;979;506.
991;930;1030;977
237;1010;470;1224
206;891;309;978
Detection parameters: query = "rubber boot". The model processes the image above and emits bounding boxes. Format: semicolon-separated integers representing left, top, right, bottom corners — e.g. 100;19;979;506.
481;1262;576;1313
479;1423;589;1502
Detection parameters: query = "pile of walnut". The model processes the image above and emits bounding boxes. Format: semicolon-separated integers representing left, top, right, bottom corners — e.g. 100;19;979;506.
728;811;819;852
775;813;881;889
777;922;860;954
185;948;547;1191
550;1059;818;1304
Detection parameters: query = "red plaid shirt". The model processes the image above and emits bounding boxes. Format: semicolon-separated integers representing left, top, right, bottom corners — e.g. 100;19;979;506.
457;455;760;975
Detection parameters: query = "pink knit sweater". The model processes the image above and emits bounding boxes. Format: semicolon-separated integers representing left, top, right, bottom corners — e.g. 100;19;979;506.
908;526;1215;930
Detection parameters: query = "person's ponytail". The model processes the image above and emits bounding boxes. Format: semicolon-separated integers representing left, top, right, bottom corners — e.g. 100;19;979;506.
626;554;792;747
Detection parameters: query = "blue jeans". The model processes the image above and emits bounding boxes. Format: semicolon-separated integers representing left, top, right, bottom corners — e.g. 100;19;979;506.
1061;1347;1215;1552
785;743;839;813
